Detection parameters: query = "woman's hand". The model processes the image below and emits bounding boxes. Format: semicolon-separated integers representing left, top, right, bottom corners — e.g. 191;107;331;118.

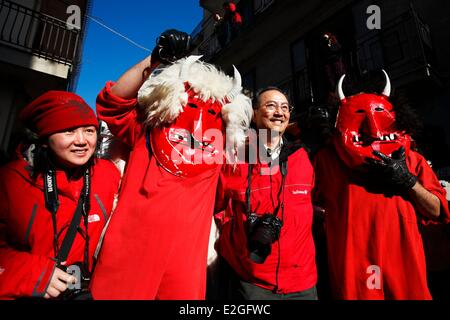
44;267;77;299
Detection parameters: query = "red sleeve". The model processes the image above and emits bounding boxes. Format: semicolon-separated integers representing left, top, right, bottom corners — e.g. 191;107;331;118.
411;152;450;224
0;175;55;299
96;81;141;148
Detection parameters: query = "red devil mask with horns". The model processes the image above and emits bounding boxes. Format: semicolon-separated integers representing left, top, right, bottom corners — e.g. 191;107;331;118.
145;57;245;177
333;70;412;169
150;92;226;177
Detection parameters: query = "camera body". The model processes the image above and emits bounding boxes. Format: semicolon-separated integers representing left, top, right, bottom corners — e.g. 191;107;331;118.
247;213;283;264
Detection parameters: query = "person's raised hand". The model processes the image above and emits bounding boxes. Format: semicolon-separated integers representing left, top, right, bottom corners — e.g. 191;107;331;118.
151;29;191;67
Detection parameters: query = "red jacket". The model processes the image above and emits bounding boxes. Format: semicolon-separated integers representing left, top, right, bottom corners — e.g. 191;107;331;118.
313;146;450;299
215;145;317;294
0;158;120;299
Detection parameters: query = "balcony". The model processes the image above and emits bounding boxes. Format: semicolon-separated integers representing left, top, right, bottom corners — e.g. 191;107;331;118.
196;0;275;61
0;0;81;77
293;6;440;109
355;7;438;85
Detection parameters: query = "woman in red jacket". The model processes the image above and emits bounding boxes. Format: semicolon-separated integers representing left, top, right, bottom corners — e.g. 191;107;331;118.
0;91;121;299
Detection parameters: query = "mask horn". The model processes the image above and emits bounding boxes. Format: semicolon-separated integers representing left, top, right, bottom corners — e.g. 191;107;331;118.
381;69;391;97
226;65;242;102
337;74;346;101
179;55;203;79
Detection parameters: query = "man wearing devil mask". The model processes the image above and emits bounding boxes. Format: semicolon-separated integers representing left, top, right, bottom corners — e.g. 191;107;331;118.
313;70;449;299
88;30;252;299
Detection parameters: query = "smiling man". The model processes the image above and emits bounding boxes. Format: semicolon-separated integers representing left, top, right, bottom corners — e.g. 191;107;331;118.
213;87;318;300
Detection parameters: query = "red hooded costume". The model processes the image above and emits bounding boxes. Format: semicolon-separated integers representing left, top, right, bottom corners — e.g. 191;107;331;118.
313;71;449;299
90;56;252;299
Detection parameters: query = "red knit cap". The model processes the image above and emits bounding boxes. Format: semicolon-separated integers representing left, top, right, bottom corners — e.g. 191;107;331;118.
20;91;99;138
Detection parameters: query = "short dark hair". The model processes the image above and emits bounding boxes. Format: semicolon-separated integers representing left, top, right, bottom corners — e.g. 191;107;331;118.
252;86;289;109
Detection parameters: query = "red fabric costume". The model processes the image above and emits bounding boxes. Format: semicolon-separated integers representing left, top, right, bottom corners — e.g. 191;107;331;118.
90;57;252;299
313;71;449;299
0;158;120;299
314;147;449;299
215;146;317;294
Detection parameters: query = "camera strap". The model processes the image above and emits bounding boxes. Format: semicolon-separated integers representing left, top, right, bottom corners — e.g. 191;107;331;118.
44;168;91;269
44;168;60;257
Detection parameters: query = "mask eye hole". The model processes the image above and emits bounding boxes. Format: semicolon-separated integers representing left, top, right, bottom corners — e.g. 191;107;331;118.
188;103;198;109
355;109;365;113
375;107;384;111
208;109;217;115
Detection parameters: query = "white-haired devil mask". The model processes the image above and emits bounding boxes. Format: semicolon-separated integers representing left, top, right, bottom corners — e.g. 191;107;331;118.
138;56;252;177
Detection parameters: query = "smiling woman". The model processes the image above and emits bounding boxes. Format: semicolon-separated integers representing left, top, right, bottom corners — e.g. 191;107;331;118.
48;126;98;169
0;91;121;300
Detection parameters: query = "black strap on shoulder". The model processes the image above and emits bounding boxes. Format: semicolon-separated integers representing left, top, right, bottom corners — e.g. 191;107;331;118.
57;168;90;264
44;168;91;265
44;169;59;257
44;169;59;214
57;195;84;263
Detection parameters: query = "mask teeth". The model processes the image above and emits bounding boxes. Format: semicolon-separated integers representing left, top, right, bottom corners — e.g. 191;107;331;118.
353;134;361;142
381;134;396;141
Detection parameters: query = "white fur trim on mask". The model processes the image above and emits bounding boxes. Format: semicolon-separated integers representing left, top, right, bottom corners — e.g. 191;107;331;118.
137;56;253;150
222;93;253;148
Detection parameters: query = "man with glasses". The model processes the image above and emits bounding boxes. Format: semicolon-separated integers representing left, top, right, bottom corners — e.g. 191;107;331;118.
212;87;318;300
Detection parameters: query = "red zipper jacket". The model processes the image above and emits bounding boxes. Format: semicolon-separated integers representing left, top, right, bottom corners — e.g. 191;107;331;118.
215;144;317;294
0;158;120;299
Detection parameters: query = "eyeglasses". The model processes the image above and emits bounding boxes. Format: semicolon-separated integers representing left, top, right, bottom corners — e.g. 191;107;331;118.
261;101;294;113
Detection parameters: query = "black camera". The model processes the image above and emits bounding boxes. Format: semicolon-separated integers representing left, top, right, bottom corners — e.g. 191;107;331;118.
247;213;283;264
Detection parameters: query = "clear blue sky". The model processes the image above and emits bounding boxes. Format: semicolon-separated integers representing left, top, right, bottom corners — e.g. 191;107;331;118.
76;0;203;110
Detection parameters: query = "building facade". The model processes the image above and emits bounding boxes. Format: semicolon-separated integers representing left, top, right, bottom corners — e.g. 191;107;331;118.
0;0;91;163
193;0;450;170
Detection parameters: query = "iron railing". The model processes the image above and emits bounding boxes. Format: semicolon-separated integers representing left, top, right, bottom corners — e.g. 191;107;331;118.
196;0;276;61
0;0;81;65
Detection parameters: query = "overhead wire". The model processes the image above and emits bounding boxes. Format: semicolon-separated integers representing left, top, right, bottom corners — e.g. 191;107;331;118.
55;0;151;52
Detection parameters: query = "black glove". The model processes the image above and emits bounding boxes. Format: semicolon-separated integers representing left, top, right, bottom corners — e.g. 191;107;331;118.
367;146;418;192
151;29;191;65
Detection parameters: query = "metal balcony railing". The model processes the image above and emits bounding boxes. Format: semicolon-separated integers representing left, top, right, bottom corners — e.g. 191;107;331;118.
196;0;276;61
0;0;81;65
